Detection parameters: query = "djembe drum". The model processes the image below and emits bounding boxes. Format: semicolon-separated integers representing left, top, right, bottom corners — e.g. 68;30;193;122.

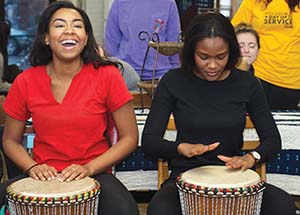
6;176;100;215
176;165;265;215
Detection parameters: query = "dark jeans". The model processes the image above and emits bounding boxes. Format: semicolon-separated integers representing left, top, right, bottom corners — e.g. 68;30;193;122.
0;173;139;215
147;179;296;215
259;79;300;110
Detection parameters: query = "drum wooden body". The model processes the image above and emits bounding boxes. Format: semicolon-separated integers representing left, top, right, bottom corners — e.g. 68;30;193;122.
7;177;100;215
176;166;265;215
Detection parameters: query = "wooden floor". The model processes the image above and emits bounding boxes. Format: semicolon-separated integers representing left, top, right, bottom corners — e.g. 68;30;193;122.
132;191;154;215
294;195;300;214
138;203;148;215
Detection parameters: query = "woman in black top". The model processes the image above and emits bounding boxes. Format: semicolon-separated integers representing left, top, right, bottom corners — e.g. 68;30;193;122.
142;13;296;215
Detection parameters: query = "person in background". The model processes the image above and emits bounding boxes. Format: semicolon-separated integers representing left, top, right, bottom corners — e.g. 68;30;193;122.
0;21;12;93
98;45;140;91
142;13;296;215
235;22;260;74
0;2;139;214
231;0;300;110
104;0;181;80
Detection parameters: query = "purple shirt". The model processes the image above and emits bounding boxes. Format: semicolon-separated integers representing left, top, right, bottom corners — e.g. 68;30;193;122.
104;0;181;80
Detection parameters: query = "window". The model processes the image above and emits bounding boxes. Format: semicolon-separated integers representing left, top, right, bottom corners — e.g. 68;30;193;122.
5;0;48;69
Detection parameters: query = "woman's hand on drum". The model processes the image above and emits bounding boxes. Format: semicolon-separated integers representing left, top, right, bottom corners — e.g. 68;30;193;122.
217;154;255;170
28;164;58;181
58;164;91;182
177;142;220;158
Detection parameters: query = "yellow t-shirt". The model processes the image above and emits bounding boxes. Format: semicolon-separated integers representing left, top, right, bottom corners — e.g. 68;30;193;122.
232;0;300;89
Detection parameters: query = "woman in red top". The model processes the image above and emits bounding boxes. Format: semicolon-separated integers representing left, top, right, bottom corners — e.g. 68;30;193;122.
0;1;139;214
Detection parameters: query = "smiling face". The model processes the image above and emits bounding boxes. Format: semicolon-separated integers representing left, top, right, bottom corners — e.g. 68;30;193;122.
236;32;259;65
44;8;88;62
193;37;230;81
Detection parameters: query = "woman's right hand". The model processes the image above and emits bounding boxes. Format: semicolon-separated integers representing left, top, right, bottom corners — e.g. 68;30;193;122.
27;164;58;181
177;142;220;158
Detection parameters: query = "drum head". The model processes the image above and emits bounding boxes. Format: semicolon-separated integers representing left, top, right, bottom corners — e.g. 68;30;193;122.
180;165;260;188
7;176;98;198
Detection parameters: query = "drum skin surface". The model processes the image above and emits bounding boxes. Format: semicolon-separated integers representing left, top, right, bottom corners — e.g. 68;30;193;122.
6;176;100;215
180;165;260;188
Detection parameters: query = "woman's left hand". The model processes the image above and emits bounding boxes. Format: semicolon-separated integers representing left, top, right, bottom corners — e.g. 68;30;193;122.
217;154;255;170
58;164;92;182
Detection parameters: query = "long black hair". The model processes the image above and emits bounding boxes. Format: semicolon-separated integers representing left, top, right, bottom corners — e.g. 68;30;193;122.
29;1;118;69
181;12;240;75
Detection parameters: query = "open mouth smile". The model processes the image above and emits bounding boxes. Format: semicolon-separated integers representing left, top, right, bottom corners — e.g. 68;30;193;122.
60;39;79;49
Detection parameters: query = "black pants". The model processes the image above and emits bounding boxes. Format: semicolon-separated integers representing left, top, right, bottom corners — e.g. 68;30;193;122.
0;173;139;215
147;179;296;215
259;79;300;110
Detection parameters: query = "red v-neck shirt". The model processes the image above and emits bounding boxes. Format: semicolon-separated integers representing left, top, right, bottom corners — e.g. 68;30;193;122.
3;64;132;171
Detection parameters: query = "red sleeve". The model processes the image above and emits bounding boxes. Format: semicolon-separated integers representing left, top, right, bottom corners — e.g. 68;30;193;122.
103;65;133;112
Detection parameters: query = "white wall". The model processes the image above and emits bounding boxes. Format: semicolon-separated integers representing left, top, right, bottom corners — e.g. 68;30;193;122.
85;0;113;44
220;0;231;17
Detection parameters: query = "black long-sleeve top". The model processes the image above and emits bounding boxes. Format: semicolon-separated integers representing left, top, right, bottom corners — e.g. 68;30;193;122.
141;68;281;178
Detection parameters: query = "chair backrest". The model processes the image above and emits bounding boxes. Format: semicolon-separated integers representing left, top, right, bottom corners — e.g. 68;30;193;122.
157;115;266;189
131;91;152;109
106;112;118;146
0;96;8;182
0;150;8;183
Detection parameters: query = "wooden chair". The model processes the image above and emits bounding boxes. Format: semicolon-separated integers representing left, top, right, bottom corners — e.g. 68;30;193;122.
157;116;267;189
0;96;8;182
0;150;8;183
131;91;152;109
